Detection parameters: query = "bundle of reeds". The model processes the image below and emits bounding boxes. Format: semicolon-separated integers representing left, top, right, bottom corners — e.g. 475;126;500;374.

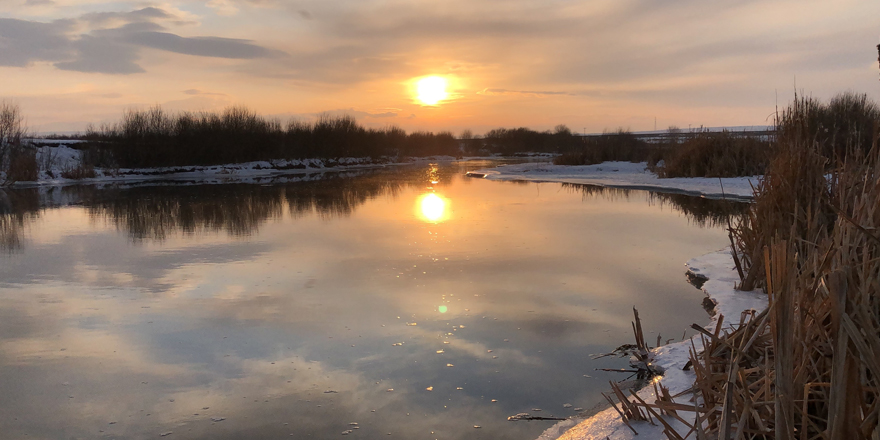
625;104;880;438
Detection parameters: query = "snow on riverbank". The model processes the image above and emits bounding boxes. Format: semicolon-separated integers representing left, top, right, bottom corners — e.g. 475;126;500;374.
5;145;470;188
474;161;759;200
536;249;767;440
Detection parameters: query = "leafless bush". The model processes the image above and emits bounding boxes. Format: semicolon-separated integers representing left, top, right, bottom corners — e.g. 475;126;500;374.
0;101;29;184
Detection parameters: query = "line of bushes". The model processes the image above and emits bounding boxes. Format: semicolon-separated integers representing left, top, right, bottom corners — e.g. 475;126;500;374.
84;106;460;169
478;125;583;155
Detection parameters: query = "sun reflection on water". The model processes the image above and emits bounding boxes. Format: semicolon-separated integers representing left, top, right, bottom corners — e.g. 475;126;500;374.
418;193;448;223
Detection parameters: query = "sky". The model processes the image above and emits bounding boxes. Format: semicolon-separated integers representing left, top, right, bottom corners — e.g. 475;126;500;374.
1;0;879;135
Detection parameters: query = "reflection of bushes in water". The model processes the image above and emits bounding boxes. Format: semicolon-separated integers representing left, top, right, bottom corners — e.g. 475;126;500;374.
88;185;286;240
560;183;748;228
0;165;464;245
284;174;404;218
84;167;454;240
0;188;42;251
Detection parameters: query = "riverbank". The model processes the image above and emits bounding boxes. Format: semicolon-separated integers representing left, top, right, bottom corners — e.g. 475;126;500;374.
537;249;766;440
473;161;759;200
2;144;562;188
466;160;766;439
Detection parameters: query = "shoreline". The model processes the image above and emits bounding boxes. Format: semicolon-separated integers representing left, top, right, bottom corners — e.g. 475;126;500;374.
1;145;557;189
538;249;767;440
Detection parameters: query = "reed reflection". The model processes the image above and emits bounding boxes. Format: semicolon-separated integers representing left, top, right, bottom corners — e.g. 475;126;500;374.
560;182;749;227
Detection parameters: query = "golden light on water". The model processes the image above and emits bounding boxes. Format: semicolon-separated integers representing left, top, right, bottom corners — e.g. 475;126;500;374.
417;193;449;223
415;76;449;105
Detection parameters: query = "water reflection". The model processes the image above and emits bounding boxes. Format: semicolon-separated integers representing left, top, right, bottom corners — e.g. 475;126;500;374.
560;182;748;227
0;189;41;252
417;193;449;223
0;162;742;439
0;168;747;252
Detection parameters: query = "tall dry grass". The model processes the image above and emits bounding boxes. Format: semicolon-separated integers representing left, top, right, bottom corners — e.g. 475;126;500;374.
553;129;651;165
624;95;880;439
658;131;773;178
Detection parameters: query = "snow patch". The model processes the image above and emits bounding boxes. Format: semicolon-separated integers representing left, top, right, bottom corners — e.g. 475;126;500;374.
475;161;759;200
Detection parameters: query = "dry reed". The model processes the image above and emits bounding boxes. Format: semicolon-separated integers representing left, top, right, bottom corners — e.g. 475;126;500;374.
619;97;880;439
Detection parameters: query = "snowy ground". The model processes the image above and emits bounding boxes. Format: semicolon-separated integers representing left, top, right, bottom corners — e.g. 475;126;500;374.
473;161;759;200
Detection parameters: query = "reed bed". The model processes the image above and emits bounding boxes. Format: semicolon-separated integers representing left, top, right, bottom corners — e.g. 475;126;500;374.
658;132;773;178
611;97;880;439
553;129;652;165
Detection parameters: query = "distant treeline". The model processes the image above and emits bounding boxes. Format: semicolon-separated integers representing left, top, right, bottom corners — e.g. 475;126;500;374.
6;92;879;177
84;107;610;169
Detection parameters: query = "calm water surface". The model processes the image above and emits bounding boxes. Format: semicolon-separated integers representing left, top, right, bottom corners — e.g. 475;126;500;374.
0;162;744;439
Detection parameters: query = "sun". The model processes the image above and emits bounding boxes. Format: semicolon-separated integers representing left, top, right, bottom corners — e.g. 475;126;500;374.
415;76;449;106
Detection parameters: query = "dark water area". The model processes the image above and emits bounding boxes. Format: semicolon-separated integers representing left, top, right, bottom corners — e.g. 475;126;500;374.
0;162;746;439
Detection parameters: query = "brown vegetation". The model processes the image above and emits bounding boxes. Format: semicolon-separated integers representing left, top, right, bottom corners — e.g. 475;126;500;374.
611;95;880;439
658;132;772;178
0;101;30;184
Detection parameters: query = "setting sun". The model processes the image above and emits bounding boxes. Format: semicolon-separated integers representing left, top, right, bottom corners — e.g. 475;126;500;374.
415;76;449;106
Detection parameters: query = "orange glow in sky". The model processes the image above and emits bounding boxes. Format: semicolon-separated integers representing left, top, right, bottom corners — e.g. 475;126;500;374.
0;1;878;134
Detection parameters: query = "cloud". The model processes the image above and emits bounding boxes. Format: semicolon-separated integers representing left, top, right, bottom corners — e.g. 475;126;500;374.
0;18;73;67
478;88;576;97
182;89;228;96
207;0;240;16
0;7;283;75
122;32;283;59
78;7;177;27
54;35;145;74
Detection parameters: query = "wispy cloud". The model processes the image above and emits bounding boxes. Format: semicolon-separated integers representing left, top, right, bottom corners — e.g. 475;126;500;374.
0;6;282;74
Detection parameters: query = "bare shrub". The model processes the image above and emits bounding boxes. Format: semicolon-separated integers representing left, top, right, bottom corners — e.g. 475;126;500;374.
0;101;28;183
6;147;38;182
